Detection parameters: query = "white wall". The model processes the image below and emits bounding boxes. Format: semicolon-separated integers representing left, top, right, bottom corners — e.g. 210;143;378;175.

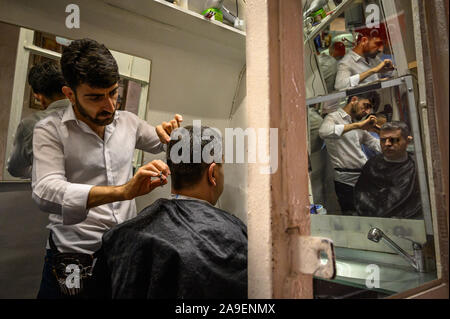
220;68;247;224
246;0;272;298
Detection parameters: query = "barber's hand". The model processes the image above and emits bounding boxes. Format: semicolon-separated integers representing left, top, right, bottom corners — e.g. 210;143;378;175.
374;59;395;73
156;114;183;144
122;160;170;200
359;115;378;131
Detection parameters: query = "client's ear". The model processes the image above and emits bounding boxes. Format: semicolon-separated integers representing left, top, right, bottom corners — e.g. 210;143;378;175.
207;163;217;186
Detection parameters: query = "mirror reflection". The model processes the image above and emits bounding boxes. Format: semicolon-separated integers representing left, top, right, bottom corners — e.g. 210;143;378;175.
309;87;424;219
1;30;146;181
304;0;431;221
305;0;397;96
303;0;438;298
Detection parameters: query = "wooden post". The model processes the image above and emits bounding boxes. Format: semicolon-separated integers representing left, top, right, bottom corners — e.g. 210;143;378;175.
247;0;312;298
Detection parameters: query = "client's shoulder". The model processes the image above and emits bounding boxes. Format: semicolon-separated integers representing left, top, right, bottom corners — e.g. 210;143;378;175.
175;199;246;228
102;198;172;241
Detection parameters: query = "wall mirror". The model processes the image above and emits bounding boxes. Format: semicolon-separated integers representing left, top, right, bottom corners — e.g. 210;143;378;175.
302;0;439;298
0;25;152;182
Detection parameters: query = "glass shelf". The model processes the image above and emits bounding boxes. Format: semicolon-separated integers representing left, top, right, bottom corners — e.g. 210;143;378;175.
104;0;246;50
306;76;406;106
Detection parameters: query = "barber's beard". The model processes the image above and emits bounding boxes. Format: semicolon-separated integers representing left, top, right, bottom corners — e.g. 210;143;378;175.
364;50;380;59
74;97;115;126
351;107;363;121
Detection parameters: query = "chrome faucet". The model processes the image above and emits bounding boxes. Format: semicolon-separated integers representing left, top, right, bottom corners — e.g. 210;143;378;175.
367;227;426;273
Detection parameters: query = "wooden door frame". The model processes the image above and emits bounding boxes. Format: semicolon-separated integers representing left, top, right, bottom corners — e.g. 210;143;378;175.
247;0;312;299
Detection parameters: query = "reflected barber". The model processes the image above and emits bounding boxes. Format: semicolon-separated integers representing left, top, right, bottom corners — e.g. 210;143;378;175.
319;92;381;215
32;38;182;298
7;61;70;179
334;25;395;91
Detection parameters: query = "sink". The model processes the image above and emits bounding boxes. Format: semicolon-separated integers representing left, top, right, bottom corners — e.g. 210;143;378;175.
321;258;438;294
335;260;418;282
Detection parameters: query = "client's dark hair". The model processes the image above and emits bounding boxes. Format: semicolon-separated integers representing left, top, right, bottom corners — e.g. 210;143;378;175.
28;61;66;98
167;125;222;190
380;121;411;139
60;38;119;90
375;112;387;119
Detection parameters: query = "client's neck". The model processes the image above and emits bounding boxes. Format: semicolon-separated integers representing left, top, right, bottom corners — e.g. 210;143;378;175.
171;185;215;205
384;153;408;163
47;95;67;106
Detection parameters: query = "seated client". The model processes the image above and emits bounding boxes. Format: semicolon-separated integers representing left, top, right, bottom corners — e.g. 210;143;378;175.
92;125;248;299
354;121;422;219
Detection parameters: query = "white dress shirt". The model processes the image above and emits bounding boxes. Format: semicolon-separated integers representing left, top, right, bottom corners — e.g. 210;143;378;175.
318;52;338;93
32;105;164;254
7;99;71;179
334;50;391;91
318;108;381;186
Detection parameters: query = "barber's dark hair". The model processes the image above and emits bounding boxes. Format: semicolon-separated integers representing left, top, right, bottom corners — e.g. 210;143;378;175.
355;24;387;45
167;125;222;191
380;121;411;139
60;38;119;90
347;91;381;112
27;61;66;98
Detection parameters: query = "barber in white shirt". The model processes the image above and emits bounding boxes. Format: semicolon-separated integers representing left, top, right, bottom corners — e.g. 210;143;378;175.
32;38;181;298
319;92;381;215
335;26;395;91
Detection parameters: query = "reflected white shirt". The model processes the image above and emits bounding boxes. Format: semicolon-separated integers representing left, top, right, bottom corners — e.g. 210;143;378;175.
32;105;164;254
6;99;71;179
334;50;392;90
318;108;381;186
318;53;338;93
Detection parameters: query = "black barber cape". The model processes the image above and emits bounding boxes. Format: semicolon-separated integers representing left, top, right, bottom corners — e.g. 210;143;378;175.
354;153;422;219
91;198;247;299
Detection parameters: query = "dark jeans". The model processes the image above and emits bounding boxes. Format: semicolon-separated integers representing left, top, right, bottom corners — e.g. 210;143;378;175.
37;249;65;299
37;249;94;299
334;181;356;214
